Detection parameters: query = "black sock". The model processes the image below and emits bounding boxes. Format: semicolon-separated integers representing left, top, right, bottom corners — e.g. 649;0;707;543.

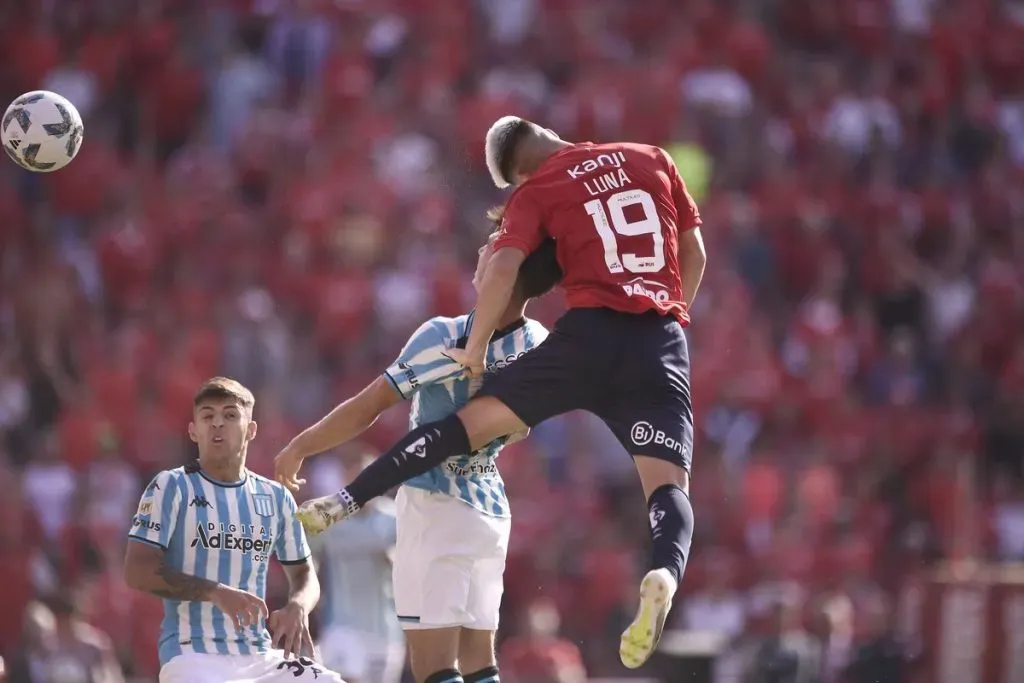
425;670;464;683
647;484;694;586
345;413;471;507
464;666;500;683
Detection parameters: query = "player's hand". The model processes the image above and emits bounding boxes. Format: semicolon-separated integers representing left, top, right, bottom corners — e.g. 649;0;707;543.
211;585;269;631
268;600;315;660
274;447;307;493
441;346;486;379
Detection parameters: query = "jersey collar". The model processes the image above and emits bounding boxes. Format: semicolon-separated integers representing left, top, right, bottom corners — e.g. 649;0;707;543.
459;310;527;349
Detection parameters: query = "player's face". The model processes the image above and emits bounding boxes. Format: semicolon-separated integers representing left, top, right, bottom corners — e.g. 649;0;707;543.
473;232;500;293
188;398;256;460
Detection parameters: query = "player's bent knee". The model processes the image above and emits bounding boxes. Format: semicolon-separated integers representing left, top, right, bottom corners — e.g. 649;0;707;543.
457;628;497;674
458;397;528;451
634;455;690;498
405;627;461;683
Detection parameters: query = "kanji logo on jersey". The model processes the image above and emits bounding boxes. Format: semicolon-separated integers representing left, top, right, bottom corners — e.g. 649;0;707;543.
565;150;627;179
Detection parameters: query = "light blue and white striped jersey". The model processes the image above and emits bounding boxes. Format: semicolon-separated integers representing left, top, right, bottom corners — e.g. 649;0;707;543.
383;313;548;517
313;497;401;644
128;465;311;665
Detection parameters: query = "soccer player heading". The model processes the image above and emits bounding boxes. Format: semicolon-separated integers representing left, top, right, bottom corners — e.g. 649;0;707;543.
123;377;348;682
296;116;707;671
274;212;562;683
483;115;705;322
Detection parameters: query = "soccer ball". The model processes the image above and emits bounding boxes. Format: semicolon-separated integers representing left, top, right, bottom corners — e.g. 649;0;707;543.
1;91;84;173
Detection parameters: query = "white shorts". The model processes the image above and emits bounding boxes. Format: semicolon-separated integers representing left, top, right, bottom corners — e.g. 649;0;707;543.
159;650;347;683
393;486;511;631
317;626;404;683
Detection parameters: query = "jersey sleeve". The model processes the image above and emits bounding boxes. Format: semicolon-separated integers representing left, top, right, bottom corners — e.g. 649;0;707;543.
493;190;547;255
128;471;182;550
275;487;312;565
383;318;464;399
660;148;702;231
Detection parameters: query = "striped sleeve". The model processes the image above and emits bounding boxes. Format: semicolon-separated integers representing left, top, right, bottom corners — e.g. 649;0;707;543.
128;470;182;550
383;318;465;399
274;487;311;564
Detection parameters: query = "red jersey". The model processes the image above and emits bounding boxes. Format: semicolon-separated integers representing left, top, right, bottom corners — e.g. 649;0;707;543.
494;142;701;324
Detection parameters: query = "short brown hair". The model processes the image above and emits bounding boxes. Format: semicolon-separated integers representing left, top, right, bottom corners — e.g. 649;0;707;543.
484;204;562;300
193;377;255;411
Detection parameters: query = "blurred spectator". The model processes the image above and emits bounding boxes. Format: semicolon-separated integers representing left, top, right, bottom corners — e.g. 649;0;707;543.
500;599;586;683
7;594;122;683
991;473;1024;561
21;432;75;547
817;594;854;683
209;21;280;153
42;49;99;122
841;593;918;683
741;597;822;683
678;549;746;683
314;453;403;683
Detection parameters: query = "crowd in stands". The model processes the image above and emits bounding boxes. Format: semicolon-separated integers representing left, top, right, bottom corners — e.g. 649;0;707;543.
1;1;1023;680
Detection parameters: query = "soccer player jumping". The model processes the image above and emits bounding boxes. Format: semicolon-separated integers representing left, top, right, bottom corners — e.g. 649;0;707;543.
123;378;348;682
297;117;707;669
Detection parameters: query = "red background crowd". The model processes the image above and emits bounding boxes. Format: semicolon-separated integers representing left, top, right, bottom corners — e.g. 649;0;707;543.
1;1;1023;682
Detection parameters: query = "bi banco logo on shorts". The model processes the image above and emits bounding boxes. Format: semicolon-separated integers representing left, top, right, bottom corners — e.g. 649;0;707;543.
630;421;686;457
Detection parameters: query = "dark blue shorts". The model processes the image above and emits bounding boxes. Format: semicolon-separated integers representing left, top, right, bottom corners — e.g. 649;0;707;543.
475;308;694;470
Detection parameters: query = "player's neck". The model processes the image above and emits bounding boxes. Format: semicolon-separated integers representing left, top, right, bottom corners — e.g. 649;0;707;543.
521;138;572;175
497;299;528;330
199;455;247;483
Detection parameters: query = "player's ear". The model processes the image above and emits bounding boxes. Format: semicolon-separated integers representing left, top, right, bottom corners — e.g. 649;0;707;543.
187;422;199;444
246;420;258;442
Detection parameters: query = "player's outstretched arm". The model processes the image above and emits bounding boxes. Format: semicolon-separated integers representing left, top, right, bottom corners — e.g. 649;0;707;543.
678;226;706;307
123;542;269;628
275;376;401;491
460;247;526;373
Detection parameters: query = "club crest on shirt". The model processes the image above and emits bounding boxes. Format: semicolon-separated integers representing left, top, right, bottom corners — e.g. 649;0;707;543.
251;493;274;517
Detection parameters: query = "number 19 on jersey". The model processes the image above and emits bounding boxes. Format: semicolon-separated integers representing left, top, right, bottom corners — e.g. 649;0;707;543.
584;189;666;275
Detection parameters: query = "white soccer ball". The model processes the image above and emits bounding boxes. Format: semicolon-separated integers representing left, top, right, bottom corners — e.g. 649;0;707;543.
1;90;84;173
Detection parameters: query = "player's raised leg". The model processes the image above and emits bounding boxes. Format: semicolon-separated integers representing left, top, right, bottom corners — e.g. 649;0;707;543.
296;396;525;534
594;313;697;669
619;457;692;669
297;320;592;535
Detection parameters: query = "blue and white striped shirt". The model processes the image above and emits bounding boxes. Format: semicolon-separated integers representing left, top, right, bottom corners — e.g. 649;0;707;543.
128;466;311;665
383;313;548;518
